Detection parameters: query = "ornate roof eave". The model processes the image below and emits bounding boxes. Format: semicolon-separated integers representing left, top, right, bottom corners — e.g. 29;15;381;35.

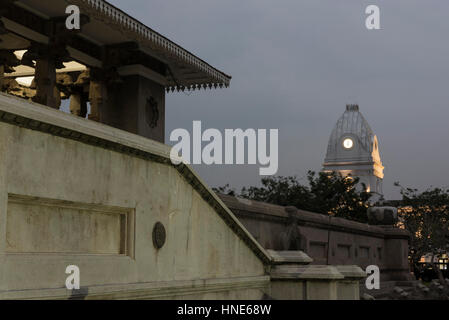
71;0;231;92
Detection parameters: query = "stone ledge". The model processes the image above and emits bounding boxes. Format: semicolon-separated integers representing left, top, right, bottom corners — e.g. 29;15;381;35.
267;250;313;265
219;193;410;240
270;265;344;281
335;265;366;280
0;275;270;300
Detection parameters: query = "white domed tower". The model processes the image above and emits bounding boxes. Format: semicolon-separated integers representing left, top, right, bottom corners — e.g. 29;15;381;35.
323;104;384;199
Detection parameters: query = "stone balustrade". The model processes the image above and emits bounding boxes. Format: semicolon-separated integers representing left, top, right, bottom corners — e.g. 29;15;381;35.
219;194;413;283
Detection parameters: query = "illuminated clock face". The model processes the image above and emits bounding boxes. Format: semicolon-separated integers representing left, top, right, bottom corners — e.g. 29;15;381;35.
343;138;354;149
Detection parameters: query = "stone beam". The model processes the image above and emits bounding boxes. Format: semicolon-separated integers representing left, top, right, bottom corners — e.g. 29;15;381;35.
103;42;167;77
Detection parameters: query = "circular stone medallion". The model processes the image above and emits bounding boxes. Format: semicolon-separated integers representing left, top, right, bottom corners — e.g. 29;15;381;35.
152;222;166;249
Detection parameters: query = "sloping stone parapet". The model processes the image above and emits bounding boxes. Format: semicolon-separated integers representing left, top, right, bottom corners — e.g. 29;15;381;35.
0;92;271;300
0;93;373;300
267;250;365;300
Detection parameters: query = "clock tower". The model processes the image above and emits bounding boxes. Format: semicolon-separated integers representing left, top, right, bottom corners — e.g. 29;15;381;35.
323;104;384;200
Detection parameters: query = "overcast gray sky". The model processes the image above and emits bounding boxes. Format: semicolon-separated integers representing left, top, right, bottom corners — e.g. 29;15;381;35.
109;0;449;200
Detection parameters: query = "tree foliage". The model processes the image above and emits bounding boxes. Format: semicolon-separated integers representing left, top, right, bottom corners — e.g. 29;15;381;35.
396;183;449;266
214;171;372;223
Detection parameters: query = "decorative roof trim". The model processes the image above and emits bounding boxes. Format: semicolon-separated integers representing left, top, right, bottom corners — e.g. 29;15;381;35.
72;0;231;92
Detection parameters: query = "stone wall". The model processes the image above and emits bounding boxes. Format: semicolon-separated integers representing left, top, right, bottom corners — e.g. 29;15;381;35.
0;93;269;299
0;93;367;300
219;194;413;282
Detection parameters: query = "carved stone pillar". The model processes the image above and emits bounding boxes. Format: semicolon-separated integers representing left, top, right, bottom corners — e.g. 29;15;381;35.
20;14;89;109
88;68;108;122
32;56;60;108
57;71;88;118
69;90;87;118
88;81;106;121
100;74;165;143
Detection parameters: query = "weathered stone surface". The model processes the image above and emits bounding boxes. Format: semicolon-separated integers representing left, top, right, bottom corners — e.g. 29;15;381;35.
0;93;269;299
267;250;312;265
220;194;413;282
0;93;374;300
269;257;344;300
367;207;398;225
334;265;366;300
361;293;375;300
266;250;364;300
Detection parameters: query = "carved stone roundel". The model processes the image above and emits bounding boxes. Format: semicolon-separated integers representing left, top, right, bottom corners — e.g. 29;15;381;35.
152;222;166;249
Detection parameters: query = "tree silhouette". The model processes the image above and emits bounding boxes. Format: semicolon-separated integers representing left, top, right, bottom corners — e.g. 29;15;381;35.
215;170;372;223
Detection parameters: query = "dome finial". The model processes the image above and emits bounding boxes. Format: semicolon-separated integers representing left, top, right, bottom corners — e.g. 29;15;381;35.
346;104;359;111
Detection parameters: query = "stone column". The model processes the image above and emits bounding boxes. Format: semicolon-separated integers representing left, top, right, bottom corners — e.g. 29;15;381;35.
382;226;414;281
88;80;106;121
58;71;89;118
32;57;60;109
69;90;87;118
22;14;85;109
99;74;165;143
367;207;413;282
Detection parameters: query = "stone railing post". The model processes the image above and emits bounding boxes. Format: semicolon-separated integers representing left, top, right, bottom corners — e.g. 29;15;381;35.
367;207;413;281
267;250;364;300
335;265;366;300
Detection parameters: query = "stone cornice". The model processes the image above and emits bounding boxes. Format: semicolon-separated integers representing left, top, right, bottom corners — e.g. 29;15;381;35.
266;250;313;265
335;265;366;280
0;93;271;265
270;265;344;280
